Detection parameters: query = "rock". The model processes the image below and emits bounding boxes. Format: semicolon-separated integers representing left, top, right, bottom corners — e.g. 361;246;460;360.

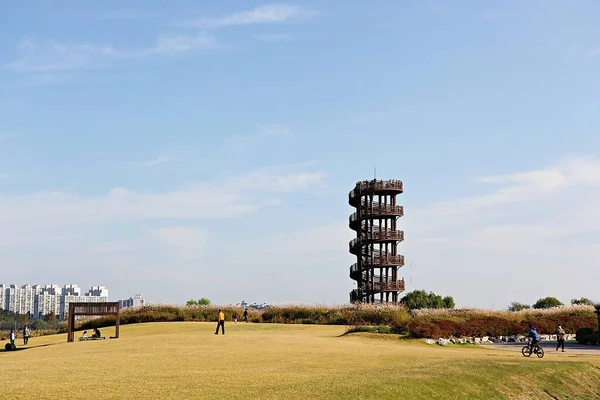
475;338;482;344
425;339;435;345
482;336;489;342
437;338;449;346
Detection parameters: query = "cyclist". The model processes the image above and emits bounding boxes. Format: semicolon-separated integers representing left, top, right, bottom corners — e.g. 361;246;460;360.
527;323;540;352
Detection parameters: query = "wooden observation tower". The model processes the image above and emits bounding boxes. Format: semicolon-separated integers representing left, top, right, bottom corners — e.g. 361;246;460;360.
348;179;406;304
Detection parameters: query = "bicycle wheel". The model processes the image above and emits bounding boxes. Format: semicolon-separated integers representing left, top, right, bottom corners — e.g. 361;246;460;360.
522;345;532;357
536;346;544;358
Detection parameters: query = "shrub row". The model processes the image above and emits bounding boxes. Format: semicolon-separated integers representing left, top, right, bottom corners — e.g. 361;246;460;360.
411;304;595;319
72;304;597;340
398;315;597;338
77;304;412;331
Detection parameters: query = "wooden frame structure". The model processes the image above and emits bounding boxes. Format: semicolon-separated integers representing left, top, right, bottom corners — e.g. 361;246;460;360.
67;302;120;343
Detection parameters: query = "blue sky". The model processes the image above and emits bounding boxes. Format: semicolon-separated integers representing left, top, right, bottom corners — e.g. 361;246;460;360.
1;1;599;308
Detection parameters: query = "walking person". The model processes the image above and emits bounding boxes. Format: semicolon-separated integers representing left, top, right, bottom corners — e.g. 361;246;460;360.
22;326;30;345
233;312;238;323
556;325;566;352
9;329;16;347
243;308;248;323
215;309;225;335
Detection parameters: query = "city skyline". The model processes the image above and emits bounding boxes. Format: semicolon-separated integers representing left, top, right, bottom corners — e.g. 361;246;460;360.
0;283;109;318
1;1;600;308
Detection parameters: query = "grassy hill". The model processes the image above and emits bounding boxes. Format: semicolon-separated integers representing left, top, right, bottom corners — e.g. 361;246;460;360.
2;322;599;399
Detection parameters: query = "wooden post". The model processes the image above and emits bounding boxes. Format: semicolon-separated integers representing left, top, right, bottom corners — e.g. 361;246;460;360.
67;303;75;343
115;304;121;339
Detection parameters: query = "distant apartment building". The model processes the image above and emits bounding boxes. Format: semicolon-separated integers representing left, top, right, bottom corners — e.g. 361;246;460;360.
119;294;145;309
0;284;6;310
0;284;109;319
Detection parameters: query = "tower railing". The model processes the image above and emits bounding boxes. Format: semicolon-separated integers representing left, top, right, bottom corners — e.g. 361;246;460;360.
349;230;404;249
349;205;404;225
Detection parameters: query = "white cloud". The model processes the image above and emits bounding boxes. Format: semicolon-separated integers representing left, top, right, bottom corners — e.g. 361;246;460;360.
400;154;600;307
0;164;327;301
223;124;294;153
255;33;291;42
140;34;219;56
181;4;317;29
0;167;326;247
229;169;327;193
3;34;219;72
135;155;172;167
147;227;209;260
587;48;600;57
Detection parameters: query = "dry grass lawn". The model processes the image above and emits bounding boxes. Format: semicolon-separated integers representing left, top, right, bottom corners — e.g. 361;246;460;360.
2;322;600;399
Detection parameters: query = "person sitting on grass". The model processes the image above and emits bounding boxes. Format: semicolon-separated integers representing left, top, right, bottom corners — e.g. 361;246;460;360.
81;331;88;340
92;328;101;338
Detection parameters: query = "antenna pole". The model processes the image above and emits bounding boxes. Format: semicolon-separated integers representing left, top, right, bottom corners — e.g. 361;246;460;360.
374;166;376;180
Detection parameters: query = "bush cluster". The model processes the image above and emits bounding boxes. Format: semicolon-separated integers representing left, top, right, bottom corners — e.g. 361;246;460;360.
398;306;597;338
75;304;412;331
576;328;600;345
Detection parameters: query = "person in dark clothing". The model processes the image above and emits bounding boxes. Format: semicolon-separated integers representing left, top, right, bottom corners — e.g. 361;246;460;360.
215;309;225;335
243;308;248;322
527;324;540;351
22;326;29;345
556;325;565;352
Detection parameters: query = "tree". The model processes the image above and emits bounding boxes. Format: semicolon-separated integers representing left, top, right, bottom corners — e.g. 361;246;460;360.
198;298;211;305
508;302;531;312
400;290;455;310
17;314;28;327
186;298;211;306
442;296;455;309
32;319;47;330
533;297;563;309
571;297;593;305
44;312;58;329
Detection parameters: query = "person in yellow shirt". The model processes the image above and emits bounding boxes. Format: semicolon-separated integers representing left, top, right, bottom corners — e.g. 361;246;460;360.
215;308;225;335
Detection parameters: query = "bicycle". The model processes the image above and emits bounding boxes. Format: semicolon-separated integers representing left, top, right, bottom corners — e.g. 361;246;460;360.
522;338;544;358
